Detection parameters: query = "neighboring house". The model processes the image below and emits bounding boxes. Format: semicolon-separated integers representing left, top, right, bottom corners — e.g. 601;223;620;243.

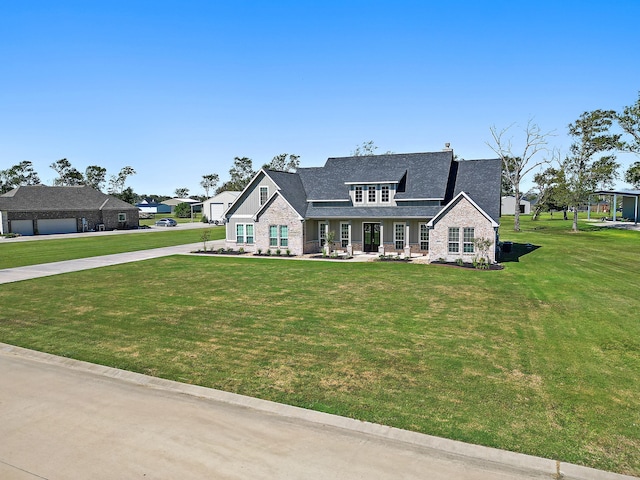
200;191;240;224
0;185;139;235
161;197;201;214
224;150;501;263
136;198;171;214
501;196;531;215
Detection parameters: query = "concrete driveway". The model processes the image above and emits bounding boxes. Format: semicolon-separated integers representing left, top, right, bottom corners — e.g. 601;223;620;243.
2;345;633;480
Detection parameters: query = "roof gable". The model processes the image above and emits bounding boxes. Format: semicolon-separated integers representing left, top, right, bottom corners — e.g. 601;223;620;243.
427;191;499;228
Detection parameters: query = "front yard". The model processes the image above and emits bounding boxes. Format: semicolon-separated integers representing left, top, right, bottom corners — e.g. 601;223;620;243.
0;215;639;475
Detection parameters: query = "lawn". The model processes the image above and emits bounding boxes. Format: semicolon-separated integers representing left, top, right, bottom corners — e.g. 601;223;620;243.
0;226;224;269
0;215;639;475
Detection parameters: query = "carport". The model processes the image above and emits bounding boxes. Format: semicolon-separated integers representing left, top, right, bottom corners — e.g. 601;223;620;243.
589;190;640;224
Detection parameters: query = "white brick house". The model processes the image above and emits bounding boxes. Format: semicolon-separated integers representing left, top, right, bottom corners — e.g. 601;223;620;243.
225;150;501;263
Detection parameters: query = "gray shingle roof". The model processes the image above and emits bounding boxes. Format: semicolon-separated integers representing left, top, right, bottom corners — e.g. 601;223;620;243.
265;170;308;217
298;151;454;201
453;158;502;222
305;205;443;219
258;152;501;223
0;185;138;211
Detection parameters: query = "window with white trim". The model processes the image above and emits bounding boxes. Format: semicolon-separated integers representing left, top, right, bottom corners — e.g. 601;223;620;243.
394;223;405;250
448;227;460;253
420;223;429;251
269;225;278;247
463;227;474;253
319;223;328;246
118;213;126;222
381;185;390;203
340;223;349;248
279;225;288;247
367;185;376;203
236;224;244;243
259;186;268;206
354;186;363;203
235;223;254;244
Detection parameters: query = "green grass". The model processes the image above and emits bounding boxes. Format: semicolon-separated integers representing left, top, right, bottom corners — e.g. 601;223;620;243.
0;215;639;475
0;226;224;269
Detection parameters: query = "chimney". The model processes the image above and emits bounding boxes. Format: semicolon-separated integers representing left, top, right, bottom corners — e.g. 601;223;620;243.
443;143;452;151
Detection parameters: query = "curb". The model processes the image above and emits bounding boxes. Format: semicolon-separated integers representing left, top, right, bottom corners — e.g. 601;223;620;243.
0;343;635;480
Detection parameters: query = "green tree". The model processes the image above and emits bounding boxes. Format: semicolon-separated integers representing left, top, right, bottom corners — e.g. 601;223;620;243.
264;153;300;172
200;174;219;197
111;186;136;205
351;141;378;156
174;187;190;198
228;157;255;190
531;166;568;220
84;165;107;191
624;161;640;188
616;92;640;154
50;158;84;186
488;120;555;231
174;202;192;218
564;110;622;232
0;161;41;193
108;166;136;195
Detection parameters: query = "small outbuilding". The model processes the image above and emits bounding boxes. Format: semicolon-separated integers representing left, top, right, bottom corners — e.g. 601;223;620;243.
200;191;240;224
501;196;531;215
0;185;139;235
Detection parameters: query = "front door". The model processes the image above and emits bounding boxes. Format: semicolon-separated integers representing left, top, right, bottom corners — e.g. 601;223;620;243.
363;223;380;252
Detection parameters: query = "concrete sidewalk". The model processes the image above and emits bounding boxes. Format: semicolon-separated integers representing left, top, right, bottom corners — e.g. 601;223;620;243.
0;241;224;284
1;344;633;480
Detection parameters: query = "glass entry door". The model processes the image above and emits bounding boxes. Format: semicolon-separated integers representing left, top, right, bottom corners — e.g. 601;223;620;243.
363;223;380;252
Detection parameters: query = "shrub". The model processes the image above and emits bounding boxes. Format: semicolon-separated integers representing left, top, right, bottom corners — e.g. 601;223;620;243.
286;249;291;256
456;258;464;266
266;249;271;256
257;248;262;255
276;249;281;256
217;247;225;254
201;214;208;223
238;247;244;254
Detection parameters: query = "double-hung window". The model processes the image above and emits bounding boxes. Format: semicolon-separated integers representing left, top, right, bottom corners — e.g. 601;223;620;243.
340;223;349;248
463;227;474;253
246;224;254;244
448;227;460;253
367;185;376;203
269;225;278;247
420;223;429;251
394;223;405;250
354;186;363;203
118;213;126;222
259;186;268;206
279;225;288;247
236;224;244;243
381;185;390;203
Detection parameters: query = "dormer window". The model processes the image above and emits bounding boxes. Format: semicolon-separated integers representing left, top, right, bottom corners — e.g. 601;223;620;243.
367;185;376;203
355;186;363;203
381;185;390;202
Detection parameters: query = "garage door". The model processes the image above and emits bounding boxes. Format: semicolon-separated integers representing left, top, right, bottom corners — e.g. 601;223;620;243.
209;203;224;224
11;219;34;236
37;218;77;235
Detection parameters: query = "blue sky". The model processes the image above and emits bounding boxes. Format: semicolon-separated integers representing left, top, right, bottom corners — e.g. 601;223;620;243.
1;0;639;197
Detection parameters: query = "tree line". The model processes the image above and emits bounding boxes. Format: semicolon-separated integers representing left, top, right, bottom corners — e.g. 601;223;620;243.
489;93;640;232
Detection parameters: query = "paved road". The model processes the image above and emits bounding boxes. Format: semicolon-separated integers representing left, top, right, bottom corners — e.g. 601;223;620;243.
3;345;632;480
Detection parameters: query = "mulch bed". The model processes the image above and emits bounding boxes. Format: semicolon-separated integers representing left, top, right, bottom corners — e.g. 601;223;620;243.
430;261;504;270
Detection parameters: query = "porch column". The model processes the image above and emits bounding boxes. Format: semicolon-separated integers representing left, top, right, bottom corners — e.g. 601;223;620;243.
612;194;618;221
347;223;352;255
378;223;385;254
587;194;591;220
404;223;411;258
635;196;639;225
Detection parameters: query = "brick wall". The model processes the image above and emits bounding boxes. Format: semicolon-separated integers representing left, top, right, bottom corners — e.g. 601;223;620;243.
429;197;497;263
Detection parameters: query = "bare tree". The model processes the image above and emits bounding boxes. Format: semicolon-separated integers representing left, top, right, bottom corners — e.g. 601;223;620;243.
488;120;555;231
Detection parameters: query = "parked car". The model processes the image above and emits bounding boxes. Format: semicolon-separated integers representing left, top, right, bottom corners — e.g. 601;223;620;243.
155;218;177;227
